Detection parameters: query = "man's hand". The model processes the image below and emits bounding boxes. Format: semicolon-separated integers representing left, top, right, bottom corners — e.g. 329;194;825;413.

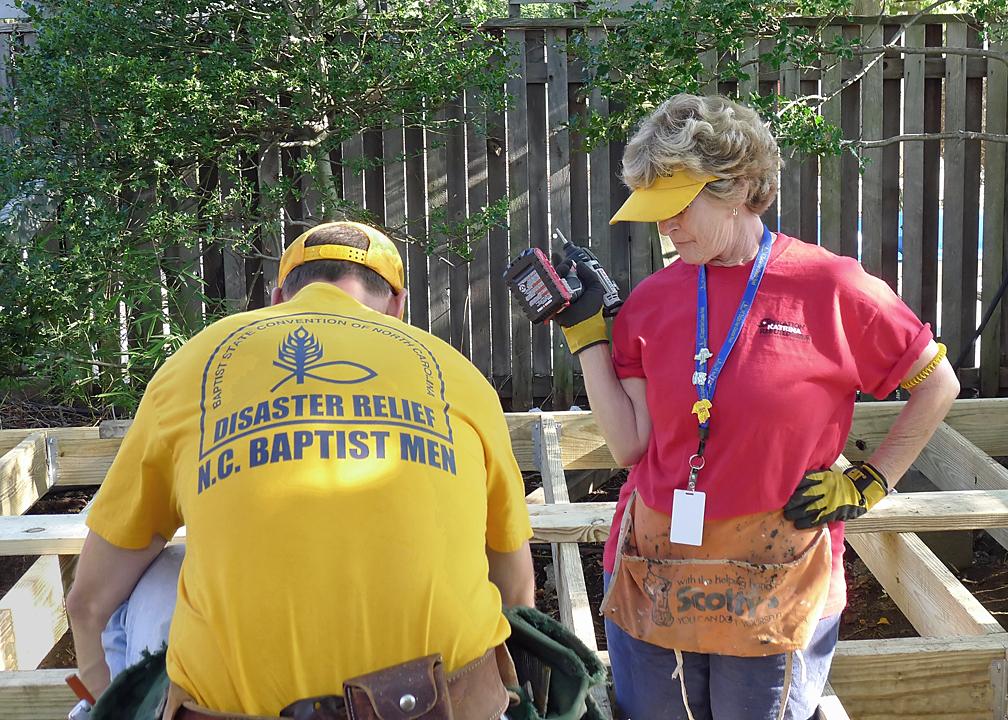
783;462;889;529
552;258;608;355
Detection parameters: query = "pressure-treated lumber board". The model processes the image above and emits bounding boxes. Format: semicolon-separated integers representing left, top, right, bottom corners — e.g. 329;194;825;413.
0;607;14;670
0;426;97;458
539;415;596;648
507;412;616;471
19;399;1008;485
528;489;1008;543
911;422;1008;550
52;438;122;487
847;530;1004;637
13;490;1008;555
837;449;1003;637
0;431;47;517
0;668;77;720
0;554;69;670
817;681;850;720
829;634;1008;720
845;398;1008;460
0;514;185;556
537;414;613;718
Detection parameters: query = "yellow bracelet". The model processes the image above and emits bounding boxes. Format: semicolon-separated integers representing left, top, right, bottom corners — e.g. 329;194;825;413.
900;342;947;390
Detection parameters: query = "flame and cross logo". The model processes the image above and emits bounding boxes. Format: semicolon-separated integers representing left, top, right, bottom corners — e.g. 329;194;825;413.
271;326;377;392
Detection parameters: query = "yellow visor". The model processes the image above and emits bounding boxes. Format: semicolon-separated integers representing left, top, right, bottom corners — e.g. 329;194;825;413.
278;221;405;293
610;172;720;225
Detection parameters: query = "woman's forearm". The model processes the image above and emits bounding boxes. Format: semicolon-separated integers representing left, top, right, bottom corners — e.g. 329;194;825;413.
579;344;651;466
866;354;959;486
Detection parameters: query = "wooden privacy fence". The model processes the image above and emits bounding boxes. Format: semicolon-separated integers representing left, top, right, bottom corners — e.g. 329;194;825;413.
7;399;1008;718
3;16;1008;408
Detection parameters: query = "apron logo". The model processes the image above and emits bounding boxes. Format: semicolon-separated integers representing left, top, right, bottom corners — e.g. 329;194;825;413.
271;326;377;392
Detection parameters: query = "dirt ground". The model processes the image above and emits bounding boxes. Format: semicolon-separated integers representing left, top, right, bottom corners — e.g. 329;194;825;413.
5;395;1008;668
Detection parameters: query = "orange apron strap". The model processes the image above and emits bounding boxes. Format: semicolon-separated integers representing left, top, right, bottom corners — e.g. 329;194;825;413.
600;488;638;610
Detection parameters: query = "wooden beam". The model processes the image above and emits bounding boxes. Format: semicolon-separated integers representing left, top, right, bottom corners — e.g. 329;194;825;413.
0;554;69;670
837;451;1002;638
12;489;1008;554
0;431;48;517
0;668;77;720
15;398;1008;486
508;412;617;472
816;681;850;720
845;398;1008;460
536;414;612;719
0;607;15;670
0;426;98;458
847;530;1004;637
911;422;1008;550
829;634;1008;720
51;438;121;487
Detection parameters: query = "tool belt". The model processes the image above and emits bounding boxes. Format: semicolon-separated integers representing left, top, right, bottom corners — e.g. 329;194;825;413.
166;647;509;720
601;489;832;657
90;608;606;720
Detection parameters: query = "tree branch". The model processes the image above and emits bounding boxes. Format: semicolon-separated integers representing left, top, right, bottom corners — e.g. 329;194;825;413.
850;130;1008;148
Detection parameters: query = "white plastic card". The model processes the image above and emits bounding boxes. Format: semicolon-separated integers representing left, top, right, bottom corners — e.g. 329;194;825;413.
669;488;706;546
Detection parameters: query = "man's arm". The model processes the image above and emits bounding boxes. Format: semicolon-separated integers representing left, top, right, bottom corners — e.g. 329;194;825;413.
487;541;535;608
66;531;167;698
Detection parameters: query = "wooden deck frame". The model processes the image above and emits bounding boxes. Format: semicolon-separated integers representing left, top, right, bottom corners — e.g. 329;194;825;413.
3;399;1008;718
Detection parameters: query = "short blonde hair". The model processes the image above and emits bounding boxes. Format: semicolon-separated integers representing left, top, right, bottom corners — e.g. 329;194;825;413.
621;94;780;215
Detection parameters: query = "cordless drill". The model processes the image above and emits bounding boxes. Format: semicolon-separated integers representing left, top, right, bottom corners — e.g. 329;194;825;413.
503;230;622;324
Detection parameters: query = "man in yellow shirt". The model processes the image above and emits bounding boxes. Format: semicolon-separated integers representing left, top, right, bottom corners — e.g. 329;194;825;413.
67;222;535;718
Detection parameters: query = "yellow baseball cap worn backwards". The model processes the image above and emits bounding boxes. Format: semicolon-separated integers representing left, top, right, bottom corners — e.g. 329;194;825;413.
610;171;721;225
278;221;405;293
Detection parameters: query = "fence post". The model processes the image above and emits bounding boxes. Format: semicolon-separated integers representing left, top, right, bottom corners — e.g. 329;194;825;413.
902;23;927;318
506;28;533;410
981;40;1007;397
548;27;574;410
942;21;968;367
821;25;843;256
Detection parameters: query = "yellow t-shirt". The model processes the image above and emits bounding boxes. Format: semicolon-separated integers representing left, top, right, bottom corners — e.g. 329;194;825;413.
86;283;532;715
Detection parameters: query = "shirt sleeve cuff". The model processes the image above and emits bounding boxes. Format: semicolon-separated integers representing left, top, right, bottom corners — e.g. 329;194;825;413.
875;323;934;397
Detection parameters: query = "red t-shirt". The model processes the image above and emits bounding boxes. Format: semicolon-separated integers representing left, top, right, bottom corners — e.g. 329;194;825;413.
605;233;932;615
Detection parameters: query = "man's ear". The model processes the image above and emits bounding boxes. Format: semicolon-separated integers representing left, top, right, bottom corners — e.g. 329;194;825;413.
270;286;285;306
387;287;408;320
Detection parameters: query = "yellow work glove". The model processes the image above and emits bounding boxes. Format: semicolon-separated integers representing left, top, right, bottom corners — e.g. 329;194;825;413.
553;258;609;355
783;462;889;529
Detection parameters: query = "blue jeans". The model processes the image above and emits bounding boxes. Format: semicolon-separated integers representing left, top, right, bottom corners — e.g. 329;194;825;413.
604;573;839;720
101;545;184;679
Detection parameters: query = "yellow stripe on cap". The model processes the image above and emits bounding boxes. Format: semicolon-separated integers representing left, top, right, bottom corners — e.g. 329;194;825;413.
610;172;720;225
303;245;369;264
278;221;404;293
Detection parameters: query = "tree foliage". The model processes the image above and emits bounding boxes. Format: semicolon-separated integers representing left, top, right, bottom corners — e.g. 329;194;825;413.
568;0;1006;155
0;0;510;410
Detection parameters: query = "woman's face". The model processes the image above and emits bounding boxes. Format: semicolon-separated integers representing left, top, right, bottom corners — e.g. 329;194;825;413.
657;191;740;266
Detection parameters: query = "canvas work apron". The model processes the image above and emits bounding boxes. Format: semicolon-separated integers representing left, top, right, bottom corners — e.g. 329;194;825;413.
600;489;832;657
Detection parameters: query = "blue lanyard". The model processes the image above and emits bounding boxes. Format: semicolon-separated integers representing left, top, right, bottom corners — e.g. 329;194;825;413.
688;225;774;489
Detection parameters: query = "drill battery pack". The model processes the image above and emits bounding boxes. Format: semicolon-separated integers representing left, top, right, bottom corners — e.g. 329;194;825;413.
503;247;572;324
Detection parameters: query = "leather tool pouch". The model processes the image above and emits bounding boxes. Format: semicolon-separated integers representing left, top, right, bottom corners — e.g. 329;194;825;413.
343;654;453;720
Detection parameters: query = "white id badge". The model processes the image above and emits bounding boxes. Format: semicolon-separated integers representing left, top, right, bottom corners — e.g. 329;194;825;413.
669;488;706;546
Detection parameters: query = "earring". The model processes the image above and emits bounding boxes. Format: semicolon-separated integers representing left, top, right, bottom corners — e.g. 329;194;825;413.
733;207;738;216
